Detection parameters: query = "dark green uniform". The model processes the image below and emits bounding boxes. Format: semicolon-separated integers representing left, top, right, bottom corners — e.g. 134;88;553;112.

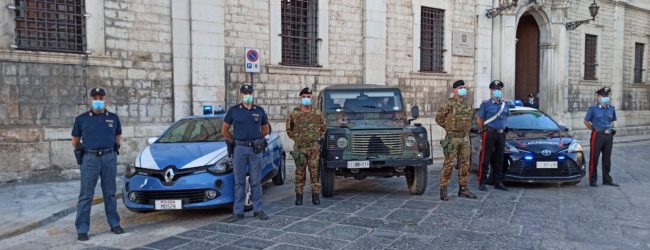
286;107;326;194
436;97;473;188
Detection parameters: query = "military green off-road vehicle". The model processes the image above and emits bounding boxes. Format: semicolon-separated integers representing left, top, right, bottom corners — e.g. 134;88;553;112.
317;84;432;197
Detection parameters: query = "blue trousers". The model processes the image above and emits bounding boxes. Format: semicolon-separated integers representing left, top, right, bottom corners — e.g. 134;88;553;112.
233;146;263;214
75;151;120;234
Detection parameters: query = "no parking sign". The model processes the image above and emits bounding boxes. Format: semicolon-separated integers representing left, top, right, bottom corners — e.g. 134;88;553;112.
245;48;261;73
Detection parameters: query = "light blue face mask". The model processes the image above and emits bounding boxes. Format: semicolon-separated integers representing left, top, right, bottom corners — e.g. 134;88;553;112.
493;90;503;98
458;88;467;97
92;100;105;110
600;97;610;104
301;97;312;106
242;95;254;104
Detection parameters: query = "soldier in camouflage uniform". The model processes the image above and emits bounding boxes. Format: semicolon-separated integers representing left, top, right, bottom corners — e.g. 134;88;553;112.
286;87;327;205
435;80;478;201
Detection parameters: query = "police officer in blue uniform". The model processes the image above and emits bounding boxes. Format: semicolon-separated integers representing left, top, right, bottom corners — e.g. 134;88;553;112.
71;88;124;241
221;84;270;223
477;80;510;191
584;87;619;187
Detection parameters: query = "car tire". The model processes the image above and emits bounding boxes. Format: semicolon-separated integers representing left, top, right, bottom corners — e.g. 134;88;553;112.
405;166;428;195
272;153;286;185
321;161;336;197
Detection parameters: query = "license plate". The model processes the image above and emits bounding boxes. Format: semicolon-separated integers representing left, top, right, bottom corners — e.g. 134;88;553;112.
347;161;370;168
536;162;558;169
154;200;182;210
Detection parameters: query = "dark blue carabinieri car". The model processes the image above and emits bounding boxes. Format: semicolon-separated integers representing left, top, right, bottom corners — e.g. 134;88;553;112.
122;114;286;212
471;106;586;184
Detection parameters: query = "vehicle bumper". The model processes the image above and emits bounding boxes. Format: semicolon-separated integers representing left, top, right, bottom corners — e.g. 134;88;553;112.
504;174;583;183
323;158;432;168
122;172;235;211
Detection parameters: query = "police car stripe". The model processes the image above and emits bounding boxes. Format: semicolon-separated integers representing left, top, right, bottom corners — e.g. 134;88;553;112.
138;147;159;170
180;147;228;169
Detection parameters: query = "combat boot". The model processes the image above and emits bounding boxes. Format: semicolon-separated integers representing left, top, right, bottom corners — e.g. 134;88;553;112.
458;185;477;199
478;181;488;191
440;186;449;201
295;193;303;206
312;193;320;205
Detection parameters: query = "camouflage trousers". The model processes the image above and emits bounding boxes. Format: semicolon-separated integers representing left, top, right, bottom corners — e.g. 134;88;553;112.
292;142;321;194
440;134;471;187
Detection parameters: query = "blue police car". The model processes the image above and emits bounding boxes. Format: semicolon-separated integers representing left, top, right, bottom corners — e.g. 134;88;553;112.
122;113;286;212
470;104;586;184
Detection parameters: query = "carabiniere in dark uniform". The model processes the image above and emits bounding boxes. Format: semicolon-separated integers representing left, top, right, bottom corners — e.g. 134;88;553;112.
477;80;510;192
584;87;619;187
71;88;124;241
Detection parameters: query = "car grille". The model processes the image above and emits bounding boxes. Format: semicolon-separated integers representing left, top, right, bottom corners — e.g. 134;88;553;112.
351;133;402;156
508;154;581;177
133;190;207;205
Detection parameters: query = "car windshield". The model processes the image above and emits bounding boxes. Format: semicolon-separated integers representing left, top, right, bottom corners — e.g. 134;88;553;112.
158;117;225;143
324;90;403;113
506;110;561;131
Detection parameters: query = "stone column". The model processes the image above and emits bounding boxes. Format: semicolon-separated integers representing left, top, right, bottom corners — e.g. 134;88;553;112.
363;0;386;85
496;13;517;99
611;2;626;125
171;0;192;120
475;0;494;107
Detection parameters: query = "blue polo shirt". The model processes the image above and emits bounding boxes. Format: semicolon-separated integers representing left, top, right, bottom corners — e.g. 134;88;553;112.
224;104;268;141
71;110;122;150
585;104;616;130
478;99;510;130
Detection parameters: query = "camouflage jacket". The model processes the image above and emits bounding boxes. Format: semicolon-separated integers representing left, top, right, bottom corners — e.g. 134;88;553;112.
286;107;327;146
435;97;473;133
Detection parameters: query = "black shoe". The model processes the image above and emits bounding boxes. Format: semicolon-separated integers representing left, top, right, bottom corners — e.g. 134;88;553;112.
77;233;89;241
486;179;496;186
110;226;124;234
440;187;449;201
254;211;269;220
224;214;245;223
295;193;303;206
478;183;488;191
494;182;509;191
590;182;598;187
458;186;478;199
603;182;620;187
312;193;320;205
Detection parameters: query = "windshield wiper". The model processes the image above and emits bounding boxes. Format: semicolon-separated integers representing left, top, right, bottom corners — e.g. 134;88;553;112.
328;106;356;113
361;105;388;112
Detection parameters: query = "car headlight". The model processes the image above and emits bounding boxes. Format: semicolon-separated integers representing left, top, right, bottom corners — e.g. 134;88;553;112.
405;136;417;148
125;164;136;178
567;140;582;153
208;158;233;174
505;143;519;153
336;137;348;148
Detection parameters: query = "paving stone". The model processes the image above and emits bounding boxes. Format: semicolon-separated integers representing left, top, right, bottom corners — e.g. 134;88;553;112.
327;201;369;213
284;220;333;234
419;213;469;230
245;228;284;240
248;215;299;229
339;216;385;229
317;225;371;241
266;244;317;250
385;209;428;225
204;233;244;245
372;198;407;209
198;223;256;235
144;236;191;250
273;232;348;249
308;211;348;223
172;240;221;250
343;234;395;250
401;200;438;211
214;245;248;250
428;229;488;250
480;234;539;250
276;207;322;217
177;229;216;239
355;205;394;219
228;238;274;250
386;234;435;250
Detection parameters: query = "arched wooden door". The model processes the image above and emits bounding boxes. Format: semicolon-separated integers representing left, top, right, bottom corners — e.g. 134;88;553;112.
515;14;540;103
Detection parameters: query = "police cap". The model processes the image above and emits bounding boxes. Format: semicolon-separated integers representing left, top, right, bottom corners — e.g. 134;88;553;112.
595;87;611;96
489;80;504;90
240;84;254;93
89;88;106;96
452;80;465;89
299;87;313;96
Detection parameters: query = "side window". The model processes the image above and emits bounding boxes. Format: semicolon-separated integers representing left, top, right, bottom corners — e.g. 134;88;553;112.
420;7;445;73
280;0;319;66
584;34;598;80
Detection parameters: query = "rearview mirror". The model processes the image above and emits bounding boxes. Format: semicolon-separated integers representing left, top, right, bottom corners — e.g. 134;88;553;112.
147;137;158;145
560;125;570;131
411;106;420;119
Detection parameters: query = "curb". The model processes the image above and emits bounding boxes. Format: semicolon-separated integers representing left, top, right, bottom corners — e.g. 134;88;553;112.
0;194;122;241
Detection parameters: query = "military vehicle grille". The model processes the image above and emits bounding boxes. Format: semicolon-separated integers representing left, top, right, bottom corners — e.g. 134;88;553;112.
351;133;402;155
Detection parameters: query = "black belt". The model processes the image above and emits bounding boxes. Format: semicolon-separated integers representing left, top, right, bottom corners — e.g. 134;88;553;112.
485;127;505;134
235;140;260;147
84;148;114;156
595;129;613;134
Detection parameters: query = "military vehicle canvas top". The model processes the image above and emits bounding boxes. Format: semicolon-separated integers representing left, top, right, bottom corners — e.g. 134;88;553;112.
316;84;433;197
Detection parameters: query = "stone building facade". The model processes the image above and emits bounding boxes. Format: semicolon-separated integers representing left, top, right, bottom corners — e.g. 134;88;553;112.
1;0;649;183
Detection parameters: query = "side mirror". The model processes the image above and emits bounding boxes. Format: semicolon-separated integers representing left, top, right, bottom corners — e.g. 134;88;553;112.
147;137;158;145
411;106;420;119
560;125;570;131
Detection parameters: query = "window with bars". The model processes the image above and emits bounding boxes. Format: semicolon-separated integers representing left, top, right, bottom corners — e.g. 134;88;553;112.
634;43;645;83
12;0;86;54
584;34;598;80
420;7;445;73
281;0;319;67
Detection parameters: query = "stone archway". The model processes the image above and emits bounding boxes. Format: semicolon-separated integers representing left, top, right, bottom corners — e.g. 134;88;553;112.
515;14;540;103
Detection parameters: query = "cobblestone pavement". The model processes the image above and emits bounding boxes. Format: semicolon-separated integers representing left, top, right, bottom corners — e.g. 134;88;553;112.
2;141;650;250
